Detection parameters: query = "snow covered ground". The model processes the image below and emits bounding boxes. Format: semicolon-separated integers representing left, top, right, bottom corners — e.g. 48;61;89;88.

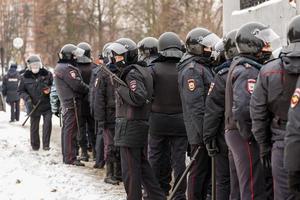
0;108;126;200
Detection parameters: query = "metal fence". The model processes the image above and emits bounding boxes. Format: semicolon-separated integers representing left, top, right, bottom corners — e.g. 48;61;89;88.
240;0;269;9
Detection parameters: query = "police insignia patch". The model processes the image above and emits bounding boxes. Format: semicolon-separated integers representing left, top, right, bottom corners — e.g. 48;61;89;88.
291;88;300;108
208;82;215;96
247;79;256;94
130;80;137;91
69;70;76;79
188;79;196;91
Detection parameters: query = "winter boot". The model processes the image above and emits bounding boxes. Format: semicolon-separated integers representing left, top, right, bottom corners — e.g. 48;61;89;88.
104;162;119;185
80;148;89;162
114;161;122;182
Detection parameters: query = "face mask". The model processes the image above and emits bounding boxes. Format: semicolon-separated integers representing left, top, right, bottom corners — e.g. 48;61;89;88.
29;62;41;74
115;61;126;71
258;51;272;64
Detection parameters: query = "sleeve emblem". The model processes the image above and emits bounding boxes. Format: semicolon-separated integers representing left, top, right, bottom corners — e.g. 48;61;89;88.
130;80;137;92
208;82;215;96
291;88;300;108
247;79;256;94
188;79;196;91
69;70;77;79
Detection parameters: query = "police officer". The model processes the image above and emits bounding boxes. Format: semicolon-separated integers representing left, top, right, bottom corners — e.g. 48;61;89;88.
177;27;219;200
76;42;97;161
225;22;279;200
250;16;299;200
285;81;300;199
2;63;20;122
54;44;89;166
108;38;166;200
147;32;187;199
94;43;120;184
137;37;159;65
18;55;53;151
203;30;239;200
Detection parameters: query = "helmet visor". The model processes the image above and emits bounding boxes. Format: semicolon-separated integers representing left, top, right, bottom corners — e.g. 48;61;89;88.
73;47;85;58
29;61;42;70
212;40;224;60
253;28;279;44
107;43;128;55
199;33;221;48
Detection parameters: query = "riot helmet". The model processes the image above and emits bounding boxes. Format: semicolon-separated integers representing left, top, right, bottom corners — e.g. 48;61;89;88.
76;42;92;64
223;29;238;60
282;15;300;54
137;37;158;61
186;27;221;57
158;32;183;58
59;44;85;62
236;22;279;59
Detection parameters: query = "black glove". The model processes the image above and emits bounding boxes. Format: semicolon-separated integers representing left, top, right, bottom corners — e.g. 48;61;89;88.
205;139;219;157
288;171;300;196
259;143;272;168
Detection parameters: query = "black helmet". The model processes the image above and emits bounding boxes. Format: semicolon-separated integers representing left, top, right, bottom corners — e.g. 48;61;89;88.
59;44;85;61
212;40;225;64
138;37;158;60
287;15;300;44
236;22;279;55
77;42;92;63
186;27;221;56
282;15;300;54
114;38;138;64
26;54;42;74
180;40;186;53
223;29;238;59
158;32;183;58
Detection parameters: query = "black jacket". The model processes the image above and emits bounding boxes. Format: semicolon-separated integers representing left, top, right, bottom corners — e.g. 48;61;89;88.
18;68;53;115
203;60;231;149
77;62;97;117
54;62;89;109
114;64;153;148
177;53;214;145
89;67;100;116
2;68;20;102
285;76;300;172
149;58;186;136
250;56;298;145
94;67;116;128
225;56;262;141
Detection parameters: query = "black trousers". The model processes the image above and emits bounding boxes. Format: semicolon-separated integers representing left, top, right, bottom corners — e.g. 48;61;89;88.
95;128;105;165
30;110;52;150
188;144;211;200
79;114;95;151
148;134;187;199
225;130;266;200
61;108;78;164
120;146;166;200
9;100;20;121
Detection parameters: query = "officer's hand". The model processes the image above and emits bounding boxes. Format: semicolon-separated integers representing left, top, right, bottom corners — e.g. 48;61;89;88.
42;87;51;95
259;143;272;168
205;139;219;157
288;171;300;196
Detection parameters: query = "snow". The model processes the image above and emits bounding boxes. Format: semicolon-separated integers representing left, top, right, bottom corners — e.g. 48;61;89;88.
232;0;282;15
0;108;126;200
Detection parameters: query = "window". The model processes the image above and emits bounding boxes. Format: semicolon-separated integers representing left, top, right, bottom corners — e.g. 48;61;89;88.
240;0;269;9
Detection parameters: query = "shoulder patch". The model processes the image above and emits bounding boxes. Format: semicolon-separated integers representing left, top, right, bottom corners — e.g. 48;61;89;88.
208;82;215;96
291;88;300;108
94;78;99;87
188;79;196;91
243;63;252;68
69;70;77;79
247;79;256;94
130;80;137;92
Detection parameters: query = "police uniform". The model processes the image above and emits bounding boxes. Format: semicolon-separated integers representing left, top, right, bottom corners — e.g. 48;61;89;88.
77;62;97;159
285;76;300;199
225;56;266;200
203;60;233;200
177;54;213;200
250;54;299;199
54;62;89;164
148;58;187;199
19;68;53;150
114;64;166;200
2;65;21;122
